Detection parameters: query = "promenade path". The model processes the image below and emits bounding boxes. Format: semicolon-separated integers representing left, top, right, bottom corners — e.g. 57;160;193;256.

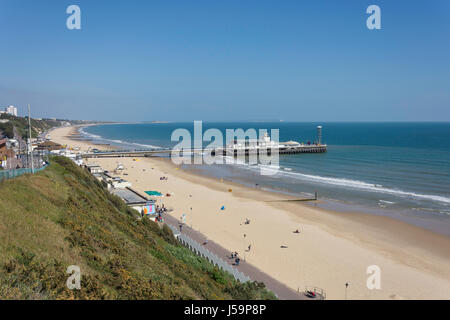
163;214;311;300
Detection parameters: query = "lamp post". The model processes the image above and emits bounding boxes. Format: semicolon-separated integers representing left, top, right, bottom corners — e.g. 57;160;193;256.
28;104;34;173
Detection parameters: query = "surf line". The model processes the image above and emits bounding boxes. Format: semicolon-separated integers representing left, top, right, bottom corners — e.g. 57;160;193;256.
266;192;319;202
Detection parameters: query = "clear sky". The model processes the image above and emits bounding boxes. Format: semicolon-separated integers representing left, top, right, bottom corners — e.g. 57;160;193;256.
1;0;449;121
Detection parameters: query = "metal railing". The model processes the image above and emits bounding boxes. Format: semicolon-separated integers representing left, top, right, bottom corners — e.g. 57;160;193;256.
166;224;250;283
0;165;47;181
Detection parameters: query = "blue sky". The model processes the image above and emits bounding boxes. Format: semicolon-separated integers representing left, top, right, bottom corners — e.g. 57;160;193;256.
0;0;449;121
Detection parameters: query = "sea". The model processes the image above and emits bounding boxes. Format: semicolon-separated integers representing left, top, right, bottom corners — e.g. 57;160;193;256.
81;122;450;236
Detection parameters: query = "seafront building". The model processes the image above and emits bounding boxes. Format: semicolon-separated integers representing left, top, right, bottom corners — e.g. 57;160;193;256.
85;163;103;175
0;138;16;169
5;105;18;116
102;171;132;189
110;187;156;216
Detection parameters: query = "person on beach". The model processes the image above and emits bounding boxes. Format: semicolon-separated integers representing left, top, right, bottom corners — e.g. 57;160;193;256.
248;244;251;252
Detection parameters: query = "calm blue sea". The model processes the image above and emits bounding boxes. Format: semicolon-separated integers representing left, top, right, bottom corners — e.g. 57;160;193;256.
82;122;450;235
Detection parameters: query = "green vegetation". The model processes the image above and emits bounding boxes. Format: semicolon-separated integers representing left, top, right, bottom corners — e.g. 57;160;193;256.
0;114;55;139
0;114;90;139
0;114;48;138
0;156;276;300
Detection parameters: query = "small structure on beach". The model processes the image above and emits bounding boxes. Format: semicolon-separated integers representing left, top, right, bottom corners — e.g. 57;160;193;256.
115;163;124;172
101;171;131;189
110;187;156;216
85;163;103;174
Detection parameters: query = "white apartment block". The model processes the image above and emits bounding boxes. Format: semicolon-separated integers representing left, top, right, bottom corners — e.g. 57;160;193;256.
5;105;18;116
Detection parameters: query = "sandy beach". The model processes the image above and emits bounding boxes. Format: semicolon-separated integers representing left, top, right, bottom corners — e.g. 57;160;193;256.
50;125;450;299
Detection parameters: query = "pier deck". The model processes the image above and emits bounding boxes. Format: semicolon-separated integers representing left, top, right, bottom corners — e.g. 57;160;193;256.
80;144;327;158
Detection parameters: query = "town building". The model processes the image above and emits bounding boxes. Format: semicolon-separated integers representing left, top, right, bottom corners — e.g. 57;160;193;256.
5;106;18;116
0;138;16;169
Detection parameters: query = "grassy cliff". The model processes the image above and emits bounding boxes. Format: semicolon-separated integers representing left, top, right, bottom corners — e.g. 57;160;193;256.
0;114;91;139
0;114;55;139
0;156;275;300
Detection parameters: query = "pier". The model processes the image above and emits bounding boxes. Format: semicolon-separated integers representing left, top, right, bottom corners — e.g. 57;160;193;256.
79;125;327;159
80;144;327;159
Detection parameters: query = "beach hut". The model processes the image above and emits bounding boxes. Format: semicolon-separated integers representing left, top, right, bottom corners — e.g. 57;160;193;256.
143;203;156;215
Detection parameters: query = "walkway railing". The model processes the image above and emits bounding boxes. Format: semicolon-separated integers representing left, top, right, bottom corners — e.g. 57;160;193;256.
0;165;47;181
166;224;251;283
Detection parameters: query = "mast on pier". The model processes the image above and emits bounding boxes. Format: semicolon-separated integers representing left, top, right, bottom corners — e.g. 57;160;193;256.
317;126;323;145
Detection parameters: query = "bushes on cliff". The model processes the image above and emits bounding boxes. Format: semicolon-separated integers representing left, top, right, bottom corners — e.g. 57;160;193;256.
0;156;276;300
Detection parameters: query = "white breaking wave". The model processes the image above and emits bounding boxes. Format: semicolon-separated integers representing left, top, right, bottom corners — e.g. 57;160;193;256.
220;159;450;205
277;170;450;204
379;200;396;204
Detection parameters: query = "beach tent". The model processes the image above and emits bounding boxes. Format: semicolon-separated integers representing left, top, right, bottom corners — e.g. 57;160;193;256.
145;191;163;196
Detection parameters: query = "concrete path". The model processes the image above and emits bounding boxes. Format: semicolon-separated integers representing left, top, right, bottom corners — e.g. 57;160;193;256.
163;214;311;300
